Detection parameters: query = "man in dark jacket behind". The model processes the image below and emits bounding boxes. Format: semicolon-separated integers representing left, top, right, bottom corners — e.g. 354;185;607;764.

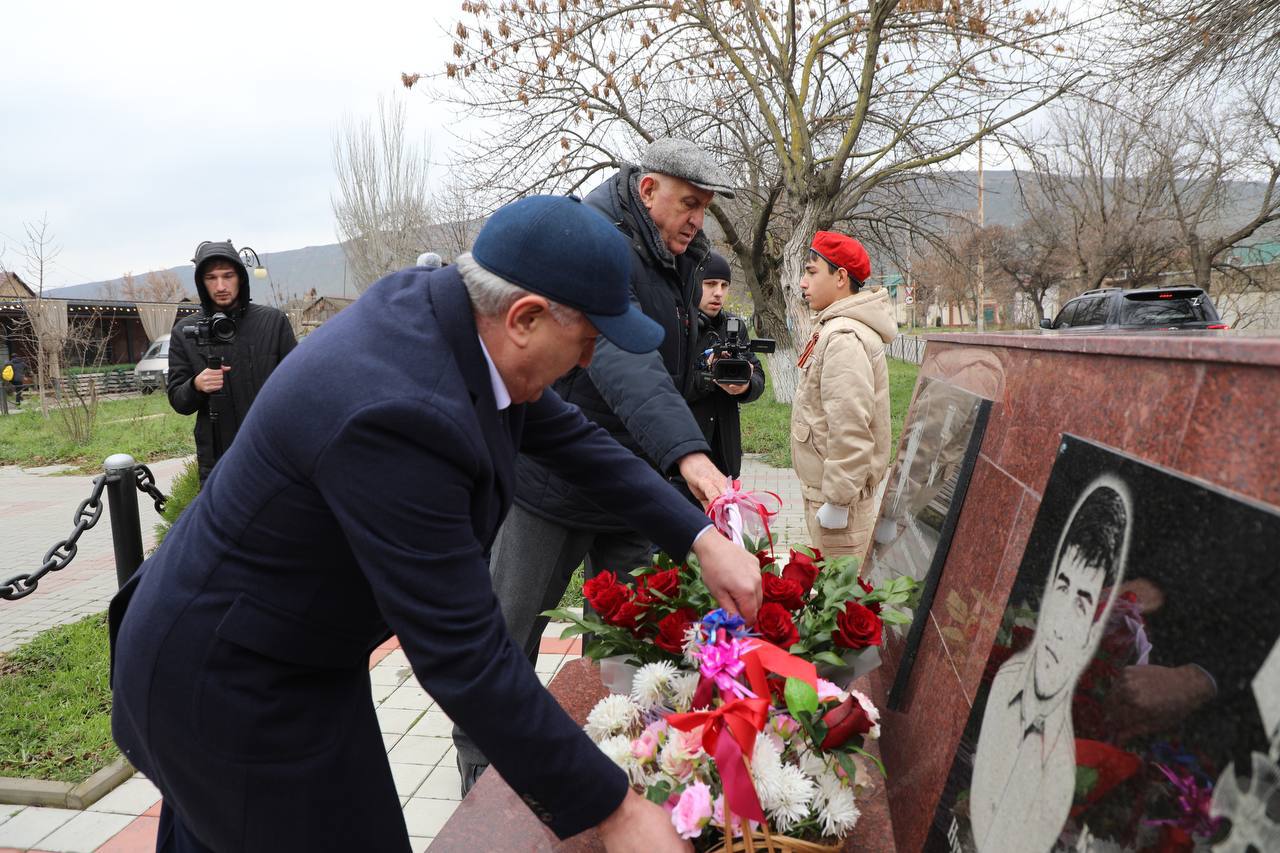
454;139;738;790
168;240;296;483
683;251;765;489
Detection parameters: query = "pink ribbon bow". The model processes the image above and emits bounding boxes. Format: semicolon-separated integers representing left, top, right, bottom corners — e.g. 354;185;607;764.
705;478;781;549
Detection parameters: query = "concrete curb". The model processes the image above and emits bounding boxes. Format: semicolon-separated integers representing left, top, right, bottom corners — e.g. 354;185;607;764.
0;756;134;809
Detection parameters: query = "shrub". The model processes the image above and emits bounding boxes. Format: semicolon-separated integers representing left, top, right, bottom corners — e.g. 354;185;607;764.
153;458;201;548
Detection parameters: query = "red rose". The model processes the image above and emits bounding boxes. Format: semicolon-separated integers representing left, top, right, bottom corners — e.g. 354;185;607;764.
654;608;699;653
604;597;647;634
639;567;680;602
762;572;806;611
756;551;777;570
582;571;629;619
833;601;883;650
781;549;821;593
756;602;800;649
855;576;882;613
820;695;875;749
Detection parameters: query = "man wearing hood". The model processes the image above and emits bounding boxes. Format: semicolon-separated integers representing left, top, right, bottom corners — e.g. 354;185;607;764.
683;251;766;487
792;231;898;558
454;138;738;791
168;240;297;483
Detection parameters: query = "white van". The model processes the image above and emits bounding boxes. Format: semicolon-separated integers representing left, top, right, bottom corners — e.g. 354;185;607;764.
134;334;170;393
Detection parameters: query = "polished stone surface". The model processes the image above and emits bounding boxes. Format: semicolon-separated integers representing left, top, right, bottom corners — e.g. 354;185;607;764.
874;331;1280;853
865;377;991;709
930;435;1280;851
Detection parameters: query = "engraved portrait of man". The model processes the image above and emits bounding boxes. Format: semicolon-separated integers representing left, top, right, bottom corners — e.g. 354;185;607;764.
969;477;1132;853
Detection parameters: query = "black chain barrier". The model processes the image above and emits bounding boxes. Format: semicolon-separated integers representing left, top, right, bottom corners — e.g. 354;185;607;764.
135;464;168;514
1;476;107;601
1;463;170;602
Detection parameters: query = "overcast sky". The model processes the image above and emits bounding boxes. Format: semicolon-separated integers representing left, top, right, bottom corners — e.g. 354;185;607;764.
1;0;460;290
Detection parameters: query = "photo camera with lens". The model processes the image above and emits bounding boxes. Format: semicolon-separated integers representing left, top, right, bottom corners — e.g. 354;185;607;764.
182;312;237;348
707;317;775;384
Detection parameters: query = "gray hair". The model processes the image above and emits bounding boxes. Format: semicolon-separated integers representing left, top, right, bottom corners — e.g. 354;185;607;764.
455;252;582;326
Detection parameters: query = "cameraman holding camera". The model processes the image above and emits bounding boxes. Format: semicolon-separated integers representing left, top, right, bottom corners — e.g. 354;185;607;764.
684;252;765;488
168;240;297;483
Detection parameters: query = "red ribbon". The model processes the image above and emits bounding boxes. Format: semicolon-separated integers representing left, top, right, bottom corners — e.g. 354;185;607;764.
667;697;770;822
741;638;817;700
705;479;782;550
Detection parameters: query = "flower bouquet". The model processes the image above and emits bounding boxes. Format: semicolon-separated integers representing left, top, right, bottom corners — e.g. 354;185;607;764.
583;610;884;850
544;543;918;684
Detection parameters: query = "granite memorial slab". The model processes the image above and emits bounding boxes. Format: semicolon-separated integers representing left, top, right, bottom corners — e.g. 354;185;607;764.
863;375;991;710
928;434;1280;853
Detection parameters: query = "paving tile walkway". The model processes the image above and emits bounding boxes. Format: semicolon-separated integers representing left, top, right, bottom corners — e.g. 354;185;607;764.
0;454;828;851
0;457;193;652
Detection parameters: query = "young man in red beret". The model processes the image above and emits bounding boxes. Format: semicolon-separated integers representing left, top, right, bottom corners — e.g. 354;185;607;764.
791;231;897;559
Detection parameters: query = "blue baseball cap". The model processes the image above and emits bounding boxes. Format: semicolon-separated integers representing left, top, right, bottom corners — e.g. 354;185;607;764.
470;195;663;354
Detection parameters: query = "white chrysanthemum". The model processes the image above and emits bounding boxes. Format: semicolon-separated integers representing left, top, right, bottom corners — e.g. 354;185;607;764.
751;737;786;811
818;783;860;837
670;672;701;712
597;734;647;784
630;661;679;710
767;765;816;833
681;623;702;663
808;761;844;800
585;694;640;740
798;749;828;780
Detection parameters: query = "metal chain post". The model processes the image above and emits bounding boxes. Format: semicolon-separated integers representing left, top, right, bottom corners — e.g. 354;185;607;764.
104;454;145;587
0;476;107;600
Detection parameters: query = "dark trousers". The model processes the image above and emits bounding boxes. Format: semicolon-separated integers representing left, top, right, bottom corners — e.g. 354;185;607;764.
452;503;652;793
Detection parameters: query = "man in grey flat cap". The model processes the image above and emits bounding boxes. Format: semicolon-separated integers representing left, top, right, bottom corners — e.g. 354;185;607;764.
453;138;742;792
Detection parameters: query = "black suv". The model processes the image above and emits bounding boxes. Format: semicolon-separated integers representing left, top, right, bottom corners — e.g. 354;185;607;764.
1040;286;1229;331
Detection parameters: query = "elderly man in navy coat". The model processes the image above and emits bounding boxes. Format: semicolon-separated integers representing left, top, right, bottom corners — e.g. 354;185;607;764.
109;195;762;852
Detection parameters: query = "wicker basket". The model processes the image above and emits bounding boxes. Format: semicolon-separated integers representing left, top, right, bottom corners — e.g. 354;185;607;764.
706;831;841;852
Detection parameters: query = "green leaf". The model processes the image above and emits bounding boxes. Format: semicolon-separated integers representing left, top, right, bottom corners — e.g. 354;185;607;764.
880;610;912;626
645;780;673;804
814;650;847;667
556;623;590;639
784;677;820;717
833;751;860;785
849;744;887;778
1074;766;1099;800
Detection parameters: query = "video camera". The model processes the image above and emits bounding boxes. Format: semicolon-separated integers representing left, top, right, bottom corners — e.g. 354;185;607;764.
706;317;775;384
182;312;237;348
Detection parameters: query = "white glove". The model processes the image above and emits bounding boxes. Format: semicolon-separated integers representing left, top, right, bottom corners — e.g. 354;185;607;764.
816;502;849;530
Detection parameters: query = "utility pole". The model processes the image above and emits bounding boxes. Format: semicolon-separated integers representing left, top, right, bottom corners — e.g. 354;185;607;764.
976;132;987;332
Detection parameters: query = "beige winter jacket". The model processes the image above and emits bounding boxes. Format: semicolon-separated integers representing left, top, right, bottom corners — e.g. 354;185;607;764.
790;287;898;507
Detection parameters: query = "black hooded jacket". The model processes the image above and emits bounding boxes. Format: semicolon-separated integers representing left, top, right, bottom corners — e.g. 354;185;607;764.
514;166;713;530
168;247;297;481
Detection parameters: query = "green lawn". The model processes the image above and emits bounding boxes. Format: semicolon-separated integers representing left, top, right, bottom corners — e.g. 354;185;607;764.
0;614;117;783
0;392;194;471
741;358;921;469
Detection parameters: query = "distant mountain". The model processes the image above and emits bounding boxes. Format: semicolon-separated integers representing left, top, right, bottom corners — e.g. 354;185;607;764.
46;170;1274;301
45;242;356;305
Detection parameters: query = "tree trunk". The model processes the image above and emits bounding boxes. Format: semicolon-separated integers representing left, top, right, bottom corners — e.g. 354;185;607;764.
767;206;826;404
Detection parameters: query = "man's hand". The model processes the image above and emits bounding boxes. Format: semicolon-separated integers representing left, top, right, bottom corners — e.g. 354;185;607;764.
193;365;231;394
678;453;727;506
692;528;762;624
1104;663;1216;742
596;789;691;852
816;502;849;530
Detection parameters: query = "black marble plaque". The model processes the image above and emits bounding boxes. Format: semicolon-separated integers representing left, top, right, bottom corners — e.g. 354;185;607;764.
864;375;991;709
929;435;1280;853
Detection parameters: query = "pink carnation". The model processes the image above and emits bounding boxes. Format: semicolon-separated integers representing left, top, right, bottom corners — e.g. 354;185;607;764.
671;782;713;839
631;719;667;763
816;678;845;702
